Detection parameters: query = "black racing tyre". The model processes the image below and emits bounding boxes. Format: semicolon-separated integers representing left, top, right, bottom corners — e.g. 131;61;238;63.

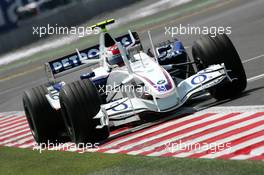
59;79;109;145
23;84;69;145
192;33;247;100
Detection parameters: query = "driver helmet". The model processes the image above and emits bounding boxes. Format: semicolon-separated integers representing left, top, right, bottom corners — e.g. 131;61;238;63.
106;44;125;67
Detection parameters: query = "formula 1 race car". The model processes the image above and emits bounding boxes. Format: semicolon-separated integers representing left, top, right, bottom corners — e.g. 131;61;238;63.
23;19;247;145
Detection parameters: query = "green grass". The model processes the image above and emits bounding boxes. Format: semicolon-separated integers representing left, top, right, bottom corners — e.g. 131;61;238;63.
0;146;264;175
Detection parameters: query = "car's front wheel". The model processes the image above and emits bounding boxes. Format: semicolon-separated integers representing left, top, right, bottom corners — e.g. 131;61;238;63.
192;33;247;100
59;79;109;145
23;84;69;145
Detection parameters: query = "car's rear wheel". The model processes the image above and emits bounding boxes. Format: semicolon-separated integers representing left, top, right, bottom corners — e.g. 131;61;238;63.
192;33;247;100
59;79;109;145
23;84;68;145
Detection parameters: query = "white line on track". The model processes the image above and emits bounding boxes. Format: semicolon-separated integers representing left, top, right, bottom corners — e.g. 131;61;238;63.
242;54;264;64
185;51;264;83
247;73;264;82
240;54;264;82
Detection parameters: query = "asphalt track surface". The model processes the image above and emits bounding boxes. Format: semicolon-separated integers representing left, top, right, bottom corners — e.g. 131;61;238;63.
0;0;264;112
1;0;264;161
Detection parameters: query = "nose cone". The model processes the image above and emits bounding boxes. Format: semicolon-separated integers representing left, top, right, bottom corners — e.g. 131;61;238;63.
132;52;177;98
135;66;175;97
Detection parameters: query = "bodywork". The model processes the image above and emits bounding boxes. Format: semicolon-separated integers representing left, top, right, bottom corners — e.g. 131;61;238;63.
43;25;231;128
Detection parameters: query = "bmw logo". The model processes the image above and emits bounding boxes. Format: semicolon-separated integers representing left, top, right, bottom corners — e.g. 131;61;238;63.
191;74;207;85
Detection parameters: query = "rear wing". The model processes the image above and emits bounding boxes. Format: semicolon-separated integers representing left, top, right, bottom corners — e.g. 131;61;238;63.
45;32;139;83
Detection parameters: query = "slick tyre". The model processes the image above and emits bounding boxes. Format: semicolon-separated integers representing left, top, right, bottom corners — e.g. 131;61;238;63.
59;79;109;145
192;33;247;100
23;84;68;145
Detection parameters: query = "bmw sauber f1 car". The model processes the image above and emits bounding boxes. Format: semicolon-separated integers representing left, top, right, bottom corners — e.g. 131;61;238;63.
23;19;247;145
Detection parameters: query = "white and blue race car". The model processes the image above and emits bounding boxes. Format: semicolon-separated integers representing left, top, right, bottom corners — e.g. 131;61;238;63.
23;19;247;145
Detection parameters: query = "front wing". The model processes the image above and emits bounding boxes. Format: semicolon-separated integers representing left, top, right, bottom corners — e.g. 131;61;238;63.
94;64;229;128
